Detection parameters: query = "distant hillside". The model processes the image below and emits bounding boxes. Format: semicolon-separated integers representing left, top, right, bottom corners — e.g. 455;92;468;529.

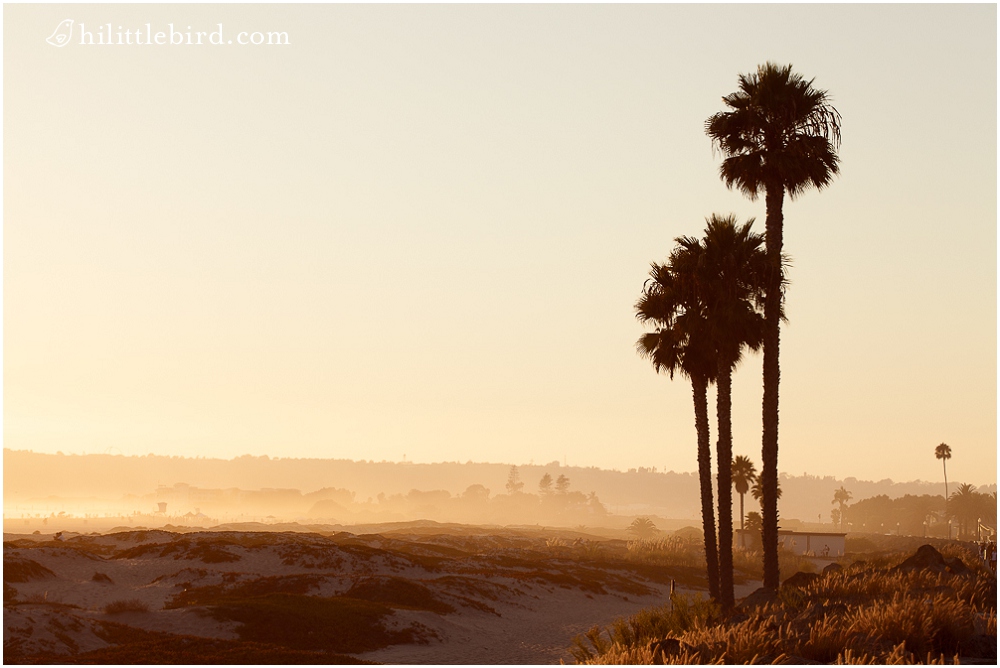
4;449;993;524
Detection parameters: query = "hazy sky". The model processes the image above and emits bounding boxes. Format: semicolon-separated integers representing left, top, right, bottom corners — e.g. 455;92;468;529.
4;4;996;486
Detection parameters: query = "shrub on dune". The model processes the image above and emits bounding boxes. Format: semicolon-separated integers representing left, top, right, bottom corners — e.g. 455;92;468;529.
104;598;150;614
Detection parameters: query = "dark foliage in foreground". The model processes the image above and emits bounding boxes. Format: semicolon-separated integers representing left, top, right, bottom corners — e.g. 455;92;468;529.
572;544;996;664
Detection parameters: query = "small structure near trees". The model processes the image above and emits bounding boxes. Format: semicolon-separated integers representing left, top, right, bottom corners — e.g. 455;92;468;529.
735;529;845;557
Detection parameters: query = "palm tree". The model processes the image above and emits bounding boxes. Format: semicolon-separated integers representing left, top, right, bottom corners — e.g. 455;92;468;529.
696;215;768;608
732;455;758;530
743;511;764;551
949;483;978;538
706;63;841;589
832;486;852;531
751;477;782;505
638;215;766;608
636;251;721;601
935;443;952;535
627;517;659;539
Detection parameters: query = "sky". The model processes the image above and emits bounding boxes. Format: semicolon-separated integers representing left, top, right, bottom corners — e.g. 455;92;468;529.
3;4;997;487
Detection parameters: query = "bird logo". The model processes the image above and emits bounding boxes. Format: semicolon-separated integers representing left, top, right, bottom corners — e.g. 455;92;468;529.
46;19;74;47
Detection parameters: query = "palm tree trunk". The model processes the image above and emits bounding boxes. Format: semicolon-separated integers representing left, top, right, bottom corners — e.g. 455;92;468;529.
716;367;735;608
692;375;720;601
761;183;784;591
943;460;949;538
740;493;745;530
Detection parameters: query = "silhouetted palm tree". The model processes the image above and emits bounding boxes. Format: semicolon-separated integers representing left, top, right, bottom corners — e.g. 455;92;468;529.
706;63;841;589
949;483;978;538
627;516;660;539
743;511;764;551
751;477;782;505
696;214;768;608
832;486;852;531
732;455;758;530
935;443;952;532
636;253;721;601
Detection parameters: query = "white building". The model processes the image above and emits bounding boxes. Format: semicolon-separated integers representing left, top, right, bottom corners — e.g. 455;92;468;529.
735;529;846;557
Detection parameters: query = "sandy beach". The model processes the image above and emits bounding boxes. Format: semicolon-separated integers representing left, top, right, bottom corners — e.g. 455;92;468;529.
4;527;735;663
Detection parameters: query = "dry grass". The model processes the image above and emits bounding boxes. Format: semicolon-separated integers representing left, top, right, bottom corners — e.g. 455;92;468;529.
625;537;703;569
104;598;151;614
573;545;996;665
3;556;56;582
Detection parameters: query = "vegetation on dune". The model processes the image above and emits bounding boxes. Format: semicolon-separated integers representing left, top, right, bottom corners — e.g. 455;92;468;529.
3;556;56;582
209;593;420;654
103;598;151;614
571;544;996;665
346;576;456;614
5;622;372;665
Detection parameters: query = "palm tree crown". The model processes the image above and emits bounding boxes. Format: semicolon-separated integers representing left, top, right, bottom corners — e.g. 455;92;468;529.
706;62;842;201
751;478;782;504
732;455;758;497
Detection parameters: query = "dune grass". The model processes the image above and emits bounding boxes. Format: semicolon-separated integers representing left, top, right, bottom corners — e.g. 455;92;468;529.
103;598;150;614
209;593;420;653
2;556;56;582
571;545;996;665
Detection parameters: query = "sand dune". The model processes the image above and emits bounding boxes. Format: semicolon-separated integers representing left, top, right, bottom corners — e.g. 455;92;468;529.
4;527;722;663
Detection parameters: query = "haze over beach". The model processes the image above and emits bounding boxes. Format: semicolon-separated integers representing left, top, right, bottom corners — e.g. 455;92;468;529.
3;4;997;665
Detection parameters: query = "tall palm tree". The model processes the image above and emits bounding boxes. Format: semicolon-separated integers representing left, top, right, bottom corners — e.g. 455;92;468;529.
732;455;757;530
636;258;721;601
934;443;951;506
706;63;841;589
696;215;767;608
832;486;852;531
936;443;952;532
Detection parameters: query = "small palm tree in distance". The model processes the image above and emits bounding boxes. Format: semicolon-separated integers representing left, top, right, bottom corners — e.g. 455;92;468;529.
936;443;952;537
732;455;757;530
751;477;782;506
743;511;764;551
949;483;978;538
627;517;659;540
936;443;952;505
832;486;852;531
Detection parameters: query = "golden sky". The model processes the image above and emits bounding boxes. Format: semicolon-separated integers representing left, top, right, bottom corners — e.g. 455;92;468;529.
4;4;996;485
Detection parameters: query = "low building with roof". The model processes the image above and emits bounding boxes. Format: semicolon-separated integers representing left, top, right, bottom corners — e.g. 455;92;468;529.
735;529;846;557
